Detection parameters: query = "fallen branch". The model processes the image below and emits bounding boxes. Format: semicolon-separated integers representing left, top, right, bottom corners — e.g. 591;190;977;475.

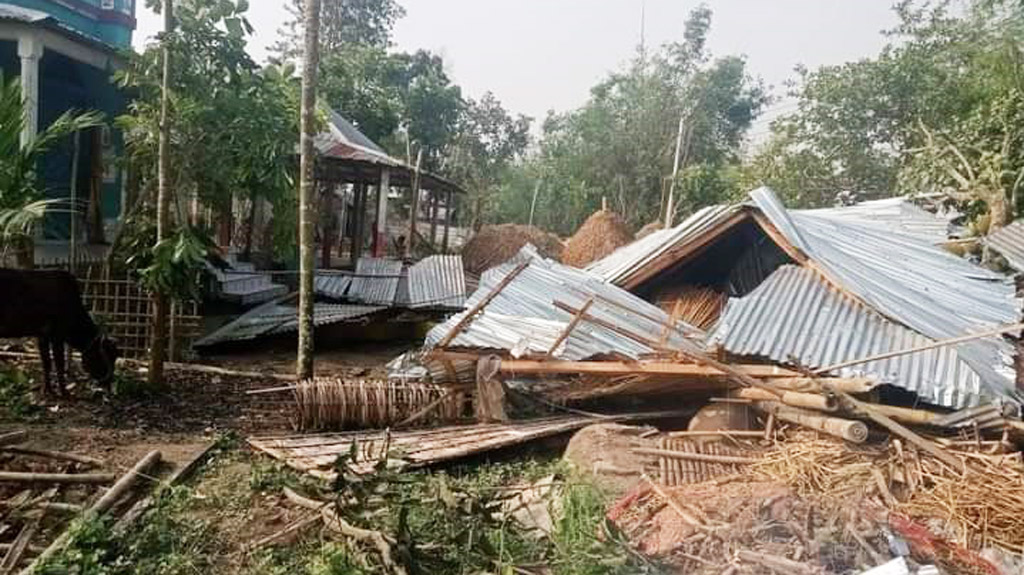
0;432;26;447
283;488;406;575
248;513;322;550
0;446;105;468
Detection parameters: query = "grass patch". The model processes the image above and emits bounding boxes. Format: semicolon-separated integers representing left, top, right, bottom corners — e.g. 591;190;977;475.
0;363;41;421
41;447;660;575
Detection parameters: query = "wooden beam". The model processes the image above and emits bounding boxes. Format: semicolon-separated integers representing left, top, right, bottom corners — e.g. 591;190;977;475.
545;298;594;358
405;149;423;260
434;261;530;349
443;190;453;252
491;358;800;378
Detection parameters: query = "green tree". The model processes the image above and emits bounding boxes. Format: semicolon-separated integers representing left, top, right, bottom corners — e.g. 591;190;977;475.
274;0;405;59
498;5;766;234
744;0;1024;222
445;92;531;230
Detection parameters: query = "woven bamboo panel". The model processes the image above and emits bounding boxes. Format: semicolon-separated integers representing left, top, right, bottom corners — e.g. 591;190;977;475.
292;378;463;431
656;437;756;486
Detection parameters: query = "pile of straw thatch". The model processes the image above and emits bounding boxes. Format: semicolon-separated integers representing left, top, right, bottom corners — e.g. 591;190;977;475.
461;224;563;275
561;209;633;268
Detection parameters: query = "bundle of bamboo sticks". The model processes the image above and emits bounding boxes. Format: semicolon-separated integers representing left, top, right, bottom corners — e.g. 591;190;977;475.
292;378;462;431
658;287;727;330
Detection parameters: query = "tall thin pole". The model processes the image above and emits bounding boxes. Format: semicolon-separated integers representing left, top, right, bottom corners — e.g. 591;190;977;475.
528;180;541;227
665;116;684;228
297;0;322;380
149;0;173;386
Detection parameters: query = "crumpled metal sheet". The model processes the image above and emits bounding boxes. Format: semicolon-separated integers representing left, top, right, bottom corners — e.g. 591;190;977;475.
797;197;960;243
586;205;739;284
986;219;1024;273
749;187;1021;408
348;258;404;305
194;302;387;347
426;245;704;362
709;265;1017;409
408;255;466;309
314;272;353;300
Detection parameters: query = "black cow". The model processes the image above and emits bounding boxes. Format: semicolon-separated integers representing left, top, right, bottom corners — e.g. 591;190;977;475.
0;269;120;395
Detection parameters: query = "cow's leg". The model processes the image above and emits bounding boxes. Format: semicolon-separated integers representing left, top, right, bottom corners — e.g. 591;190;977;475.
52;339;67;397
38;337;52;396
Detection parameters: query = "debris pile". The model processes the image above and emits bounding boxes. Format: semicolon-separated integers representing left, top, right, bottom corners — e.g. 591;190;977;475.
461;224;563;275
561;209;632;268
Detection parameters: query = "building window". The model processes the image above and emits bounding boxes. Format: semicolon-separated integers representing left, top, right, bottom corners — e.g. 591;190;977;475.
101;0;115;10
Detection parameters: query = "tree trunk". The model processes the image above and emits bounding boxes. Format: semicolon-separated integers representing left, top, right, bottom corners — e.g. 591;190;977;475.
297;0;322;380
149;0;174;387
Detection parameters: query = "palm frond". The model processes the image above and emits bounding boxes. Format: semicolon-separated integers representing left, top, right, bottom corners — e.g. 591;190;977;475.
0;199;66;240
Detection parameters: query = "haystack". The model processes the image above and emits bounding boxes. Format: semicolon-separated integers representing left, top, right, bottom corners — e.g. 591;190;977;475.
562;209;632;268
462;224;564;275
636;220;663;240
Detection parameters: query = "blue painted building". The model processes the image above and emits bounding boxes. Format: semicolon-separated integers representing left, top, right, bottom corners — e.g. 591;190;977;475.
0;0;135;251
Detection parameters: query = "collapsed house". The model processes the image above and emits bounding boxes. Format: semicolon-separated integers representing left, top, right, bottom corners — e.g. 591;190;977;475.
587;187;1022;411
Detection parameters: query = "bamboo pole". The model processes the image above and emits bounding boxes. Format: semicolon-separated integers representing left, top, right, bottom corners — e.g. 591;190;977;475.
734;387;839;412
753;402;869;444
816;321;1024;375
0;447;104;468
0;472;114;485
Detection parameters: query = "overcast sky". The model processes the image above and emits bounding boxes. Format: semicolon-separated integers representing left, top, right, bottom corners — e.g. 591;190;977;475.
134;1;899;131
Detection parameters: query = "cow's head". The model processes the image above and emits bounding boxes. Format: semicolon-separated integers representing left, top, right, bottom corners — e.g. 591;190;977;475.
82;336;120;387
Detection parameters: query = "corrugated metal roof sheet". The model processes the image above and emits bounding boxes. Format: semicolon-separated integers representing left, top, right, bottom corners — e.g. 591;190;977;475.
709;265;1015;409
348;258;403;305
408;255;466;309
751;187;1020;393
314;272;352;300
798;197;960;243
986;220;1024;272
586;205;739;284
195;302;387;347
426;245;703;362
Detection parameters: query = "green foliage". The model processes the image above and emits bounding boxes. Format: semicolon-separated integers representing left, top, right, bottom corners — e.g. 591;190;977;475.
275;0;407;59
40;486;219;575
0;364;40;421
118;0;300;261
745;0;1024;220
495;5;767;234
133;227;214;302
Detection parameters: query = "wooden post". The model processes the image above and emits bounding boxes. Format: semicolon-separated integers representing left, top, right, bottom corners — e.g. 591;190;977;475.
351;182;365;267
321;188;335;268
374;168;390;257
429;190;440;248
475;356;508;423
405;149;423;260
443;190;453;252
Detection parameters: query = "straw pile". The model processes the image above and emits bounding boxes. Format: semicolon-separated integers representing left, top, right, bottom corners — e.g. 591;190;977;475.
292;378;462;431
461;224;564;275
561;209;633;268
753;432;1024;561
636;220;663;240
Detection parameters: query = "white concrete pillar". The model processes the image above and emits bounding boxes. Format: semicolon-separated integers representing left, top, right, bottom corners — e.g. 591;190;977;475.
374;167;390;257
18;34;43;148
